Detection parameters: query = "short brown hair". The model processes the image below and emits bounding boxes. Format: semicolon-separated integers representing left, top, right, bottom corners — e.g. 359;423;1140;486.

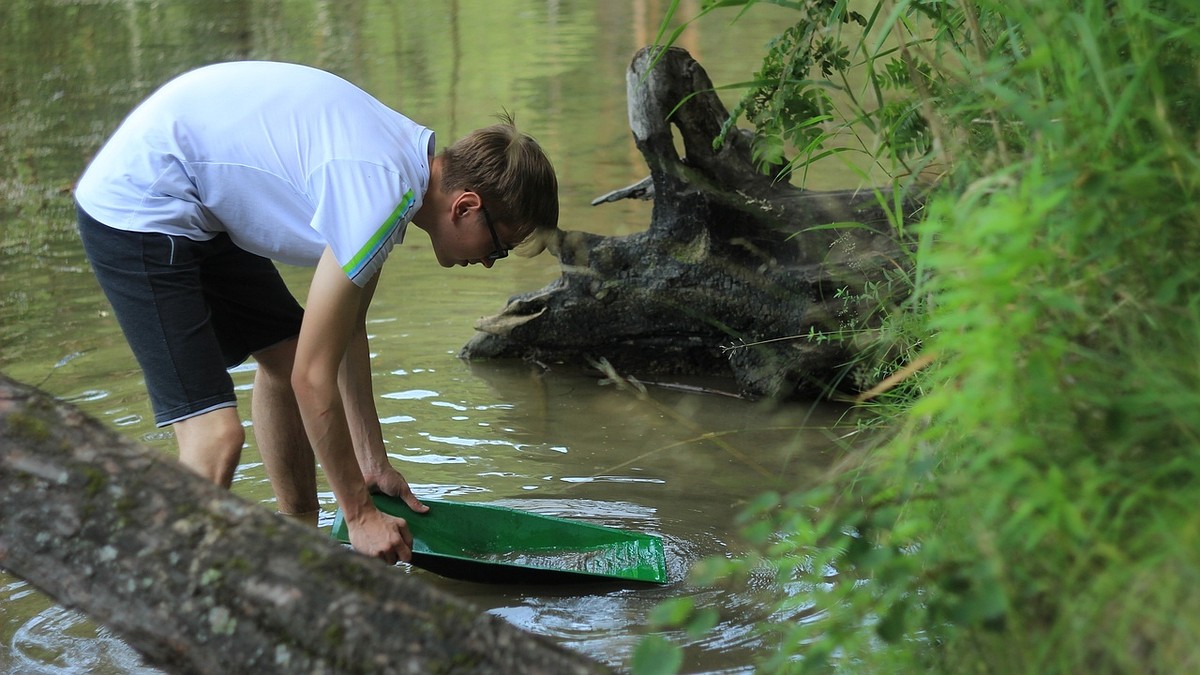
439;112;559;256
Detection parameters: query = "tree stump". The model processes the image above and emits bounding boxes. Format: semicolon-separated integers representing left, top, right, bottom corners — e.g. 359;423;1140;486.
461;46;916;399
0;373;609;675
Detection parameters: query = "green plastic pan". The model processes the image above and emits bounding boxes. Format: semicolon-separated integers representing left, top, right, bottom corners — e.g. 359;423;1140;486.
330;494;669;585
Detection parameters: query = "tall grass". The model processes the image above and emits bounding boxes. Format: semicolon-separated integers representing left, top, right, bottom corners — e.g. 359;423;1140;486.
637;0;1200;672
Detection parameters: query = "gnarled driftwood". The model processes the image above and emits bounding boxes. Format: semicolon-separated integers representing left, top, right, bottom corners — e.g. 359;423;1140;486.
461;47;917;399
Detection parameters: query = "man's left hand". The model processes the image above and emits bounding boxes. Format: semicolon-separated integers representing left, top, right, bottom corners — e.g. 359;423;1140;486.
367;465;430;514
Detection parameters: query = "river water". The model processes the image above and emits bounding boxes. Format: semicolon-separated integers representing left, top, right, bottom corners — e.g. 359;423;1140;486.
0;1;859;672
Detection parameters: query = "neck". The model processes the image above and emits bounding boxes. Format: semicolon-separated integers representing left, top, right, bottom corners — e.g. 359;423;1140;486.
412;155;444;233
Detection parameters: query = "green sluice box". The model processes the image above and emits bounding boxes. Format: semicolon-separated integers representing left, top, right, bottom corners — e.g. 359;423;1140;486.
331;494;669;585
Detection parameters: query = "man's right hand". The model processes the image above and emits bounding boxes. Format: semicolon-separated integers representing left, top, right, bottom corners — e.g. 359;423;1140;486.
347;507;413;565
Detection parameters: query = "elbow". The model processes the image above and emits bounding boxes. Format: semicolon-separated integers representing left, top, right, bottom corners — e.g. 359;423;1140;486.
290;366;313;402
291;364;334;411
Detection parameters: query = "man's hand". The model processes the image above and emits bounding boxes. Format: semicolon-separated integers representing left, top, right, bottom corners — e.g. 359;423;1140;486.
367;465;430;515
347;507;414;565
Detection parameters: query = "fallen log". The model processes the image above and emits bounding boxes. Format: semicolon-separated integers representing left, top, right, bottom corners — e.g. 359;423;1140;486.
0;373;609;675
461;46;919;399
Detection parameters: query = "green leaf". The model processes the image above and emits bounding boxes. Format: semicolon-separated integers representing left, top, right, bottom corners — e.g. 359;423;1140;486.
686;607;722;639
631;635;684;675
688;556;739;586
647;596;695;628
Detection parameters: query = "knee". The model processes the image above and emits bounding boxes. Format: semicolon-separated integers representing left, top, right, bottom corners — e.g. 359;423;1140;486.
204;415;245;481
176;410;245;487
205;421;245;488
211;417;246;458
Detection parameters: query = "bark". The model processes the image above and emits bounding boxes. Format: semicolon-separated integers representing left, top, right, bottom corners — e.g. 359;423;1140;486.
461;47;919;399
0;373;609;675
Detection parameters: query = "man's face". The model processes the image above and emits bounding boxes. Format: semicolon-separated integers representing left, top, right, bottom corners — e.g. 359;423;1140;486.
431;193;512;268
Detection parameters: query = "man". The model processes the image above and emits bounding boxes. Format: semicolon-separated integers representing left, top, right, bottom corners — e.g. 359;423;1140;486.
75;61;559;564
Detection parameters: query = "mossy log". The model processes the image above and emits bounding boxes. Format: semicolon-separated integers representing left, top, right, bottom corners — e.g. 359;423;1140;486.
0;373;609;675
461;46;917;399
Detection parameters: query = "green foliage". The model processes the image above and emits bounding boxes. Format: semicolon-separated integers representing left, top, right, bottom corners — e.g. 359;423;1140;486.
720;9;862;169
631;635;685;675
640;0;1200;673
701;0;946;182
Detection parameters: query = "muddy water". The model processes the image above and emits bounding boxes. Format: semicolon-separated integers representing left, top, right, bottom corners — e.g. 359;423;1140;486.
0;1;858;672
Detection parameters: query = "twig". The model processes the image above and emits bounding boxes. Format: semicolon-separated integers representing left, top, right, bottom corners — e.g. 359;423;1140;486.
855;351;937;403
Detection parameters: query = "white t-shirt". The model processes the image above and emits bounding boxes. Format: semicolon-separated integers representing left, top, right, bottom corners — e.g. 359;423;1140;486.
75;61;434;287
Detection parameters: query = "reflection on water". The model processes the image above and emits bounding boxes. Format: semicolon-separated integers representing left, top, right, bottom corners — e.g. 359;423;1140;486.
0;1;853;673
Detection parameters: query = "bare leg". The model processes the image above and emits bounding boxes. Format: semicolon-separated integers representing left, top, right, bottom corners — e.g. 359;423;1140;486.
174;407;245;488
251;337;319;520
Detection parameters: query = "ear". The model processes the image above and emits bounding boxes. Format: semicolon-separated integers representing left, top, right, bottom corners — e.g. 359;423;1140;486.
450;190;482;221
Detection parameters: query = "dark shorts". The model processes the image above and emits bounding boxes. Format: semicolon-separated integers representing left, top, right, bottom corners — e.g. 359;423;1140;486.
76;204;304;427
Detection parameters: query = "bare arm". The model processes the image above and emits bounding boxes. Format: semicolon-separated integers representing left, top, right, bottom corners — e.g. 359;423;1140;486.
292;247;412;563
337;272;427;513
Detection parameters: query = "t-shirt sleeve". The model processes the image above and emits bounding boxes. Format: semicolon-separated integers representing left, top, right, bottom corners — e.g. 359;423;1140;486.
308;159;419;287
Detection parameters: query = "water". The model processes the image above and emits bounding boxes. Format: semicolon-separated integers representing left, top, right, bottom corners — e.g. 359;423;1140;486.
0;1;859;672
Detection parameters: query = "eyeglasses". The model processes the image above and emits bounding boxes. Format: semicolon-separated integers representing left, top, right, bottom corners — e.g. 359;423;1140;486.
479;204;509;262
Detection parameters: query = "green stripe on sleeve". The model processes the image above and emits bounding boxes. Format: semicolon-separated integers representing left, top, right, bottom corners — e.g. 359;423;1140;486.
342;189;415;277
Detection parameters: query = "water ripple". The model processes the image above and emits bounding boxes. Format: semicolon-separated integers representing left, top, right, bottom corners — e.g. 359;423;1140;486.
8;605;161;675
381;389;439;400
